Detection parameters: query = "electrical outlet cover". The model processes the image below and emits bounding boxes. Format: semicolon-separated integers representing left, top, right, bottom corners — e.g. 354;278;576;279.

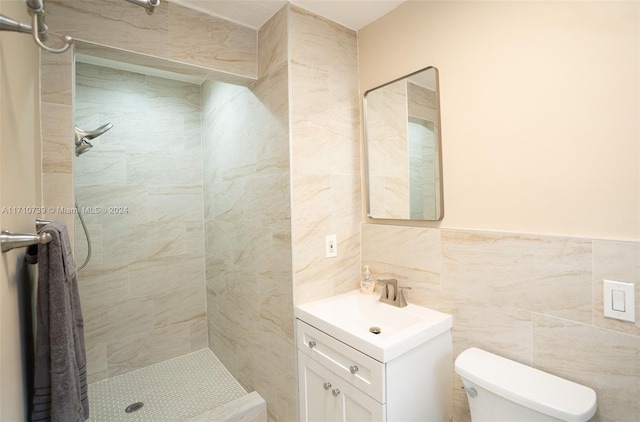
325;235;337;258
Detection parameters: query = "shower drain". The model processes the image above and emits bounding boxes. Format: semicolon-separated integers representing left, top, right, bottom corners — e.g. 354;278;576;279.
125;402;144;414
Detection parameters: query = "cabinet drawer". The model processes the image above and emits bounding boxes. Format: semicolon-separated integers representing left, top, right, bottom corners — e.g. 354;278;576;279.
297;319;385;403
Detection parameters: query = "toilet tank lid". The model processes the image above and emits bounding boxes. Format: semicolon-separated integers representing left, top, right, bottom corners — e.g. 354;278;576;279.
455;348;597;422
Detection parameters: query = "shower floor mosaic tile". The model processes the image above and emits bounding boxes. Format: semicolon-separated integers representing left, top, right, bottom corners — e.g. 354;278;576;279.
87;349;248;421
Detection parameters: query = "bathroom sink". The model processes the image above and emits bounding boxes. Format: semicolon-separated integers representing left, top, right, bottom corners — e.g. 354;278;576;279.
296;290;452;362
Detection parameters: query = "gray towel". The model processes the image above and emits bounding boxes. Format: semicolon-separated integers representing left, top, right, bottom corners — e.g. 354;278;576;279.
27;221;89;422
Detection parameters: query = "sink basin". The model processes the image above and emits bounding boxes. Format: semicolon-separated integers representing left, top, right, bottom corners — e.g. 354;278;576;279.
296;290;452;362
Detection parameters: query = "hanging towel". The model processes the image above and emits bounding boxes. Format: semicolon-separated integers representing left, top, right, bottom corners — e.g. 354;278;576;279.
27;221;89;422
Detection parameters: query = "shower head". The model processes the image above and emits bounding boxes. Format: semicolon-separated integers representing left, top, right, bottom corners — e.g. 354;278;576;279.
74;122;113;156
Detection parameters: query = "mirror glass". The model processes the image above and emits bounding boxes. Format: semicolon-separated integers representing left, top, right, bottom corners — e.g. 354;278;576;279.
364;67;443;221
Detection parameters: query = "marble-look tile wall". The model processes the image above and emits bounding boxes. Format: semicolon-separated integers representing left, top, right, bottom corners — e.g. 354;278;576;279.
40;49;75;239
361;223;640;422
202;7;295;422
46;0;257;79
40;0;257;233
74;62;206;381
39;0;259;384
289;6;362;304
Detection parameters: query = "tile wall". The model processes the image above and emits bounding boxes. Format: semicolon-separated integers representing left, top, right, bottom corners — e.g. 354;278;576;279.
73;62;207;381
40;49;75;240
46;0;256;79
40;0;259;253
40;0;260;383
201;7;295;421
289;6;362;304
39;2;365;420
361;223;640;422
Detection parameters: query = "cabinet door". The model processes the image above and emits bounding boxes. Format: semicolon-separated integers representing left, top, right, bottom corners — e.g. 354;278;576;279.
298;352;334;422
333;375;386;422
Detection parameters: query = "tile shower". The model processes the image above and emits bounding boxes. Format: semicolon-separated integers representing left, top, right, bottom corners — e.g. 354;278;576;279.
40;0;362;418
74;61;208;380
72;54;276;421
70;20;292;422
41;2;296;420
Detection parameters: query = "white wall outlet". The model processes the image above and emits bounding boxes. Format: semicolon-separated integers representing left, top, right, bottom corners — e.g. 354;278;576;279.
603;279;636;323
325;235;337;258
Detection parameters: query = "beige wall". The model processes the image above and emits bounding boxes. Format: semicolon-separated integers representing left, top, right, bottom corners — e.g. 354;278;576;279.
0;1;41;420
359;2;640;421
359;0;639;241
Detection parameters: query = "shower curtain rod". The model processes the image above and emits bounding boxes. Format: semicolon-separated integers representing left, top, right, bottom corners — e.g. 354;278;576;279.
0;0;160;54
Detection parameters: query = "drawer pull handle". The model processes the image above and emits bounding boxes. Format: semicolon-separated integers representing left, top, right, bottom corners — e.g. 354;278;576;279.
308;340;317;349
332;388;341;397
350;365;359;374
323;382;331;390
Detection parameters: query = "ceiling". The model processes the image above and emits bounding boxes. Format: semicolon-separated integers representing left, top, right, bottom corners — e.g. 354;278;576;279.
171;0;406;31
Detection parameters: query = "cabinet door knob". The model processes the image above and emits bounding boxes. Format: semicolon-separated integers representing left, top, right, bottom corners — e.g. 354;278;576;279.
349;365;359;374
308;340;317;349
323;382;331;390
332;388;341;397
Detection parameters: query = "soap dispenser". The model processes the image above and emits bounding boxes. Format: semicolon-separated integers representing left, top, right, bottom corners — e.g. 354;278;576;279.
361;265;374;295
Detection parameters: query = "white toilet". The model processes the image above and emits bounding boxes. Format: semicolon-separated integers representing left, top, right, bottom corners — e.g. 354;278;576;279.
455;347;597;422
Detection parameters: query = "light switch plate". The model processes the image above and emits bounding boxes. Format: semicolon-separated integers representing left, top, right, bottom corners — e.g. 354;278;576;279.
603;279;636;322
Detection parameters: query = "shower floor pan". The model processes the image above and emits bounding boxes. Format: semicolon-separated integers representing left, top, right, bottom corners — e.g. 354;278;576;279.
87;349;266;422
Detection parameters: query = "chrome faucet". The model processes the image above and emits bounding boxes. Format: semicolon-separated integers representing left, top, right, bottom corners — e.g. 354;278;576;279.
377;279;411;308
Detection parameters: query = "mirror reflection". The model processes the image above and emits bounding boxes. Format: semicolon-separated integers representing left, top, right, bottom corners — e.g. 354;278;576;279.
364;66;443;221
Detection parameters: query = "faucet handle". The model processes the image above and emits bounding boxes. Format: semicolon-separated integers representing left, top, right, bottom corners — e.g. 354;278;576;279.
397;286;412;307
376;279;397;301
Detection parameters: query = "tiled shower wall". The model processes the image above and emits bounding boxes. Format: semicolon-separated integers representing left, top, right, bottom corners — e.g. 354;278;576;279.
40;2;363;420
361;223;640;422
73;62;207;381
202;7;295;421
40;0;257;242
39;0;261;387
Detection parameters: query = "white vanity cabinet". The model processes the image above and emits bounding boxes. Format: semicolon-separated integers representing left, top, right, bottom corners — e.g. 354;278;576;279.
298;352;385;421
297;319;452;422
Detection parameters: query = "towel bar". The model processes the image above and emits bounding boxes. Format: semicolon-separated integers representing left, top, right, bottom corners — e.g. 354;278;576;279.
1;229;52;253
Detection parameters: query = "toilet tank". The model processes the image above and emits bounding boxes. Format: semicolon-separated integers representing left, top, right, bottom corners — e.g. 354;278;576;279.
455;348;597;422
